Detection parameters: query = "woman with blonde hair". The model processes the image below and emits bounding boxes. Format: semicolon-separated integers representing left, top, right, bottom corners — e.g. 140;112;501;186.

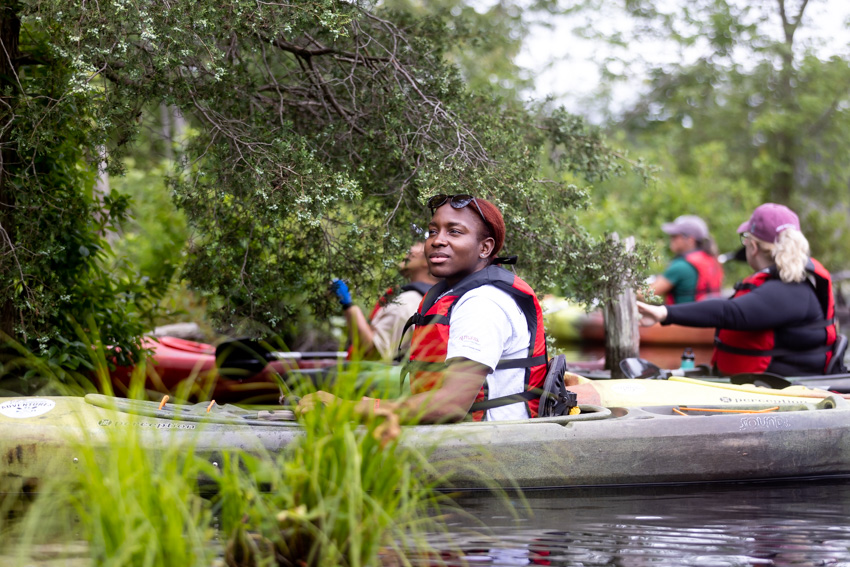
638;203;840;376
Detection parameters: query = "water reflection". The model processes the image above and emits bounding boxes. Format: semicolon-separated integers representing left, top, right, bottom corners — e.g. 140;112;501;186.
421;480;850;566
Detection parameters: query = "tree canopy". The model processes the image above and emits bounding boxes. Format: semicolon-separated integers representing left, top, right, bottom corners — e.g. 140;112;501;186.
0;0;648;374
570;0;850;268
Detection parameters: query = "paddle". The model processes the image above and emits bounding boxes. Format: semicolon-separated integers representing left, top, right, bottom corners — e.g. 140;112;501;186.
619;358;668;380
619;357;794;388
215;337;346;377
728;372;793;389
719;246;747;264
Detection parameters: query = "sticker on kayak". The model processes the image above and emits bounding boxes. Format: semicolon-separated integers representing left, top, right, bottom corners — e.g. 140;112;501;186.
0;398;56;418
608;382;647;395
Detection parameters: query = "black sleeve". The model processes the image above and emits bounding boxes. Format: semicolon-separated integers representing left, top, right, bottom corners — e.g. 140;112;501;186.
665;280;819;331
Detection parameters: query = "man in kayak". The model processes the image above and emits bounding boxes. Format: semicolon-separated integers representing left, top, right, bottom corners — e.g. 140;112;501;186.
300;195;593;424
638;203;841;376
332;242;438;362
643;214;723;304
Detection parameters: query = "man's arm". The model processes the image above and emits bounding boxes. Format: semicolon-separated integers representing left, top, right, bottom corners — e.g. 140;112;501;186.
650;276;674;298
343;305;376;356
296;357;489;424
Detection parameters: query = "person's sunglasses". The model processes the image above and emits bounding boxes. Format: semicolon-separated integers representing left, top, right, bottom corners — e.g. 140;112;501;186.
740;231;751;246
427;194;487;225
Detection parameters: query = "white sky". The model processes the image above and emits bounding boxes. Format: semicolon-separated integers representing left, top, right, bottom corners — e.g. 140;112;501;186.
514;1;850;120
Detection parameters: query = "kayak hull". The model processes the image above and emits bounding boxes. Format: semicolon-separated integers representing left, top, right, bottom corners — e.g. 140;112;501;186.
3;378;850;491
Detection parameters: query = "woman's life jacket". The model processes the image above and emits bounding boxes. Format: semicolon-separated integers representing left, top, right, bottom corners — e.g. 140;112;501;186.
665;249;724;305
344;281;434;362
368;281;433;320
712;258;836;375
404;265;548;420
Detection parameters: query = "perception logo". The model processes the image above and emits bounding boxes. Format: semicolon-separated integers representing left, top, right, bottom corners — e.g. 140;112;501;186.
97;418;196;430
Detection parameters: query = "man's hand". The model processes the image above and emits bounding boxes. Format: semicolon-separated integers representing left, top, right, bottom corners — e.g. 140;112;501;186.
296;390;338;416
331;278;352;309
372;408;401;448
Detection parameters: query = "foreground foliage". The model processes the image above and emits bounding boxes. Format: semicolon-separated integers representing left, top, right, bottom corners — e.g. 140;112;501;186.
4;372;453;567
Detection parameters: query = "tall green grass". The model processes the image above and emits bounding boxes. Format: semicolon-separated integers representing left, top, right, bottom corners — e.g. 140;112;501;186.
2;346;461;567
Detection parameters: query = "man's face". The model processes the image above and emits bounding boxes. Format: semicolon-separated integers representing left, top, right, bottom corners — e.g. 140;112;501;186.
668;233;694;255
425;204;492;286
399;243;428;278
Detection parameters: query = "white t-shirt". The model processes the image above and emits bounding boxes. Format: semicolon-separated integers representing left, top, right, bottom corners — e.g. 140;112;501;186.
444;285;532;421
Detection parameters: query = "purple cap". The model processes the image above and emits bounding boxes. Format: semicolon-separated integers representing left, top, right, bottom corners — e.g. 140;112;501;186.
736;203;800;243
661;215;709;240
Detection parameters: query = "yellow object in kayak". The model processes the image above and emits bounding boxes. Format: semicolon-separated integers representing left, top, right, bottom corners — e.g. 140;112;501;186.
579;375;839;408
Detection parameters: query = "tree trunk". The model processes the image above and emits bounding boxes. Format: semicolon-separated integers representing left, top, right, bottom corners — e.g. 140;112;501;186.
603;235;639;379
771;2;801;205
0;2;20;339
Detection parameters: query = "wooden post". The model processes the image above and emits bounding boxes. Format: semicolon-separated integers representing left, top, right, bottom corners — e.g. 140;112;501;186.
604;234;639;379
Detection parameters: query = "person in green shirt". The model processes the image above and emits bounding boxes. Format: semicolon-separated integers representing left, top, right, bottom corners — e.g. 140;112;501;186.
661;255;700;304
647;215;724;305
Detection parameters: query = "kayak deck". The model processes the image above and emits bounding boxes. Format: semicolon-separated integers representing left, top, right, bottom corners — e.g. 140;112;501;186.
2;385;850;490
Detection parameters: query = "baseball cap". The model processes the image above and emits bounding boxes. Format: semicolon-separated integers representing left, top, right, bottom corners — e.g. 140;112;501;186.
661;215;709;240
736;203;800;243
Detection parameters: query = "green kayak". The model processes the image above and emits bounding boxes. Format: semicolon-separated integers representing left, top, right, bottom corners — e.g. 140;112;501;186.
3;377;850;490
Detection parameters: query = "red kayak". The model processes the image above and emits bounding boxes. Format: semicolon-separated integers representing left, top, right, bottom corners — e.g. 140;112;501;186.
109;336;344;403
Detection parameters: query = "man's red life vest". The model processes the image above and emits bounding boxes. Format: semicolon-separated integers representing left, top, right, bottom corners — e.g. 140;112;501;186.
665;249;724;305
405;265;548;420
712;258;836;375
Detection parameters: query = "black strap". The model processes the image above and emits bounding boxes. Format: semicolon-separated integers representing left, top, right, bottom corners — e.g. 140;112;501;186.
495;354;547;370
468;386;578;415
469;389;538;412
493;255;518;265
401;281;434;296
399;356;546;394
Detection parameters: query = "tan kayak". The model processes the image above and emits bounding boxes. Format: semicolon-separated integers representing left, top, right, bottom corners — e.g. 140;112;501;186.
2;376;850;490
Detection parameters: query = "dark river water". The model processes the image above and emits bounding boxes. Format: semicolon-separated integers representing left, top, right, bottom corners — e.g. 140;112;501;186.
415;343;850;567
424;479;850;566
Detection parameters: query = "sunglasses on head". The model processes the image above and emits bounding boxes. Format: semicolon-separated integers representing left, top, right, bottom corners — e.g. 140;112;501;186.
426;194;487;223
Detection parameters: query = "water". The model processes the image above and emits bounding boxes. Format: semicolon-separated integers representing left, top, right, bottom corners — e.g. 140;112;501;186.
12;480;850;566
423;480;850;566
417;341;850;566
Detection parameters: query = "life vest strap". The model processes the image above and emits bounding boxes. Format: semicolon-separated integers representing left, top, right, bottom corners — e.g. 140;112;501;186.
399;356;547;392
398;312;450;356
495;354;547;370
469;389;538;411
